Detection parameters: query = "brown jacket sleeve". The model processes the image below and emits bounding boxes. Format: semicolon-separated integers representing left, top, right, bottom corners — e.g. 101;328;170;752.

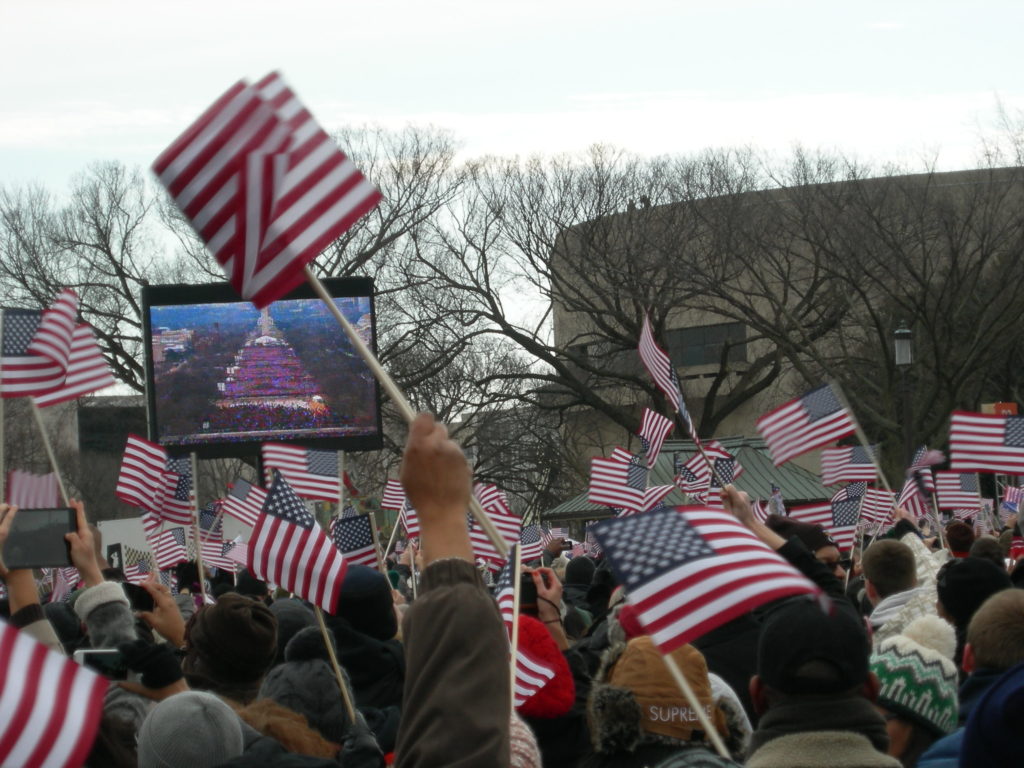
395;558;510;768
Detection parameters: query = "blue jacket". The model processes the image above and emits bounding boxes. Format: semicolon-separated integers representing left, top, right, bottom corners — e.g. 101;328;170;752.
917;668;1005;767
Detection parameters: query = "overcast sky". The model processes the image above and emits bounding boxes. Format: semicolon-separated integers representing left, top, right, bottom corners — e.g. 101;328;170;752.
3;0;1023;192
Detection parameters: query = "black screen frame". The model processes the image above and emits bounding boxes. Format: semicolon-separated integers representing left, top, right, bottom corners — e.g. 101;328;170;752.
141;278;383;459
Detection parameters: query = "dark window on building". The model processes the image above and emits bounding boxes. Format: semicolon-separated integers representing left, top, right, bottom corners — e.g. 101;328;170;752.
666;323;747;367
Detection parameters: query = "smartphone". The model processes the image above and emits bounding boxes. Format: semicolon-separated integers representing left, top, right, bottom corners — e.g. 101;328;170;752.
123;582;154;613
73;648;128;680
2;508;75;569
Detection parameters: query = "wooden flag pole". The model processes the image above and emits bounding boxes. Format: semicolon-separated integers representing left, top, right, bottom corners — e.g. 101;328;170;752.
382;516;402;561
190;452;209;605
662;653;730;758
367;510;387;575
314;605;358;723
337;450;346;516
29;400;70;504
828;380;893;494
304;267;509;557
508;543;524;710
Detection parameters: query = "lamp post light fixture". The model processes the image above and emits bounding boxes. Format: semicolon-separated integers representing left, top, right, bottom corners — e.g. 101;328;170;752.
894;324;914;464
894;325;913;368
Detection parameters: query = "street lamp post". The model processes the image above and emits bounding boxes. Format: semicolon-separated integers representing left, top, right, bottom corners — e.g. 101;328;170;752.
894;324;913;465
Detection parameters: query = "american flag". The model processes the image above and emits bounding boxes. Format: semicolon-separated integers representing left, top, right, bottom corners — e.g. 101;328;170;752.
115;434;170;513
638;408;674;468
935;472;981;509
198;502;234;570
494;549;559;708
860;488;896;527
897;477;931;523
638;314;693;433
750;498;770;522
330;514;378;567
470;484;521;564
398;501;420;538
222;479;267;527
674;441;741;498
769;483;786;517
152;72;382;309
0;290;78;399
123;550;153;585
584;523;604;556
159;456;195;526
541;527;568;547
32;323;116;407
150;528;188;571
0;618;108;768
907;446;941;493
49;567;79;604
789;487;862;551
592;507;821;652
262;443;343;502
341;503;358;518
820;445;877;486
949;411;1024;475
588;455;647;511
381;480;406;510
756;383;856;466
1004;486;1024;506
223;538;249;569
6;469;60;508
519;525;545;562
248;470;347;612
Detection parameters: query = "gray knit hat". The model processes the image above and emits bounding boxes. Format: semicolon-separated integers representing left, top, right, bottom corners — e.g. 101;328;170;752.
137;691;244;768
870;615;959;736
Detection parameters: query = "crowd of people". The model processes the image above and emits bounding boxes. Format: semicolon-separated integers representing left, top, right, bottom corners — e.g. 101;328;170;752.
1;412;1023;766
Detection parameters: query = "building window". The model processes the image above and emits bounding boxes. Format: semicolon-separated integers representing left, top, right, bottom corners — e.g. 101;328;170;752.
666;323;746;367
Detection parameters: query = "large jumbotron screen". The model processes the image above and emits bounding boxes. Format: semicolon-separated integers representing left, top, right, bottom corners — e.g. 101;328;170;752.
141;278;382;458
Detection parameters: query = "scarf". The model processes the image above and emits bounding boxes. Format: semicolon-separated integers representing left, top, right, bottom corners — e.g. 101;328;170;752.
748;693;889;755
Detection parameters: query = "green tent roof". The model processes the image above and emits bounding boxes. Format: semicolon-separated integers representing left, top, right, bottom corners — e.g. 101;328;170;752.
544;436;837;523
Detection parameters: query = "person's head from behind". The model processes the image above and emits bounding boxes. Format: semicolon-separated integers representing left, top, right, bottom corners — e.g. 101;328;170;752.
182;593;278;703
137;691;244;768
764;514;848;580
945;520;975;557
969;535;1006;569
935;555;1011;631
861;539;916;606
963;588;1024;675
751;597;876;716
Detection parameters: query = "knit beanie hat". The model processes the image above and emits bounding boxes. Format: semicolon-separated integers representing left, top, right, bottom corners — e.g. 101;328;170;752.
764;514;835;554
589;635;728;753
510;710;542;768
269;598;317;665
758;597;870;695
258;625;353;744
960;661;1024;764
516;614;575;719
137;691;244;768
565;556;596;586
183;593;277;698
235;568;268;599
870;615;959;736
936;556;1012;628
331;564;397;641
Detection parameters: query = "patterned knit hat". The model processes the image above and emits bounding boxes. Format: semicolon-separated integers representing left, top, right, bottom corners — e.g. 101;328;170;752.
869;615;959;736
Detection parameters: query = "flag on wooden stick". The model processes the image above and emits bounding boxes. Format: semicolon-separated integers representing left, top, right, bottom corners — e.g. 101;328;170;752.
756;383;856;466
6;469;60;509
638;314;693;433
935;472;981;509
262;443;345;501
330;514;378;567
0;290;78;399
591;507;821;652
32;323;116;407
248;470;347;612
820;445;877;486
638;408;674;468
222;479;266;527
152;72;382;308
